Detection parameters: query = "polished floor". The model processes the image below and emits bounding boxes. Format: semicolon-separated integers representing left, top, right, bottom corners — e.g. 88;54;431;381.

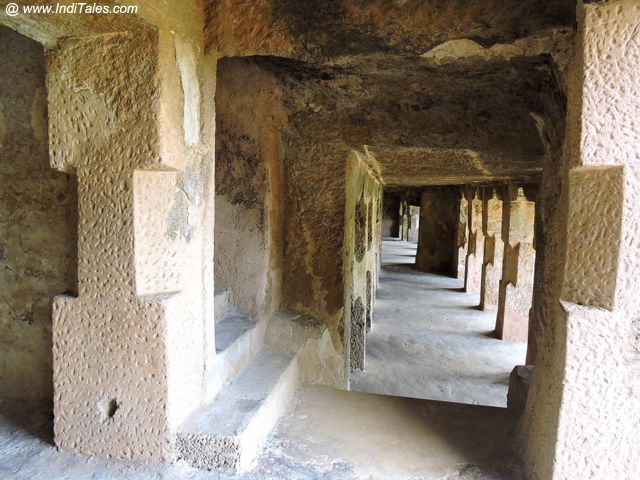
350;239;527;407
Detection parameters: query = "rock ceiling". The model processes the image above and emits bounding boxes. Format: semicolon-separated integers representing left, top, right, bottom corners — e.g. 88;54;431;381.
207;0;573;187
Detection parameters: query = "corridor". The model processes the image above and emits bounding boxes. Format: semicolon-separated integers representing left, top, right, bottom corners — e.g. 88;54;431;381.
2;1;637;476
350;240;527;407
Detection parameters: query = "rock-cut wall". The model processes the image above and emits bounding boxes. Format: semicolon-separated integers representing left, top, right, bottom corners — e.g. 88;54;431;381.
214;58;288;316
0;26;77;403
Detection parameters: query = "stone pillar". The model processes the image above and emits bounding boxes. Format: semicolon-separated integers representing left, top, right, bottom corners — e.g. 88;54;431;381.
495;186;535;342
407;205;420;243
346;153;382;373
400;200;410;241
381;195;400;237
524;183;539;363
479;188;504;311
415;187;459;276
464;187;484;294
455;189;468;280
523;3;640;478
49;29;213;462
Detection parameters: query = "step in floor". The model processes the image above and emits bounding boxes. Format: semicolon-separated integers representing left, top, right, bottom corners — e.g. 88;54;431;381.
214;286;230;317
215;313;256;353
205;311;261;403
177;347;299;473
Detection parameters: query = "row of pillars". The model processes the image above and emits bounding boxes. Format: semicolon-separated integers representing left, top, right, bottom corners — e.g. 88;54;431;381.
417;184;536;344
382;195;419;242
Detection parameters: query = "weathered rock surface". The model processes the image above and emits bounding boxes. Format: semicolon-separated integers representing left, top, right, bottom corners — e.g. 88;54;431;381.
0;26;76;403
206;0;575;61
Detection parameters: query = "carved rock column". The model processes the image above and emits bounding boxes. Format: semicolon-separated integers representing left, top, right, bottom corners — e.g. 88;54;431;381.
455;189;468;280
464;187;484;294
415;187;459;276
523;2;640;478
49;29;212;462
480;188;504;311
495;186;535;341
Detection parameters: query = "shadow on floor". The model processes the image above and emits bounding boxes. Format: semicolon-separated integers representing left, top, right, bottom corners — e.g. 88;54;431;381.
0;398;54;445
276;385;527;480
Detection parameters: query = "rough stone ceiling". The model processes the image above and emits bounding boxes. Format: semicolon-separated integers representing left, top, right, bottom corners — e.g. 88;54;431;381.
226;51;565;187
205;0;575;60
257;53;563;156
210;0;571;187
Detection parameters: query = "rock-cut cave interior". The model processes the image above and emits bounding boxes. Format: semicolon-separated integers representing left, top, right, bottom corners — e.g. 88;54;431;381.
0;1;639;479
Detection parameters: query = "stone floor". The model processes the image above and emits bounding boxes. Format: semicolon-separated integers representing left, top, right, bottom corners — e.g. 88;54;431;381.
0;386;524;479
350;239;527;407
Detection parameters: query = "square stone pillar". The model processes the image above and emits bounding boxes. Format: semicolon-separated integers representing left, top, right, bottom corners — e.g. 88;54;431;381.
400;200;410;241
455;189;468;280
48;29;212;462
415;186;459;276
480;188;504;311
522;3;640;479
407;205;420;243
495;186;535;342
464;187;484;294
346;152;382;373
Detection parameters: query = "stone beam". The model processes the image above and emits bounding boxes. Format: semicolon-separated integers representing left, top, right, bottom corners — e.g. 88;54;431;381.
370;147;542;187
420;27;573;89
204;0;575;60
